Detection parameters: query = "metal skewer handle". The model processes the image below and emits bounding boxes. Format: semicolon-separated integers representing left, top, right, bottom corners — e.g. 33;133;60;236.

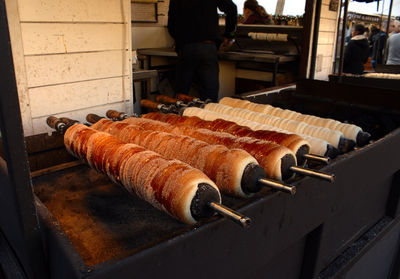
156;95;186;107
258;178;296;195
59;117;79;127
86;113;104;124
290;166;335;182
46;116;67;133
176;93;201;103
303;154;331;164
208;202;252;228
140;99;177;114
106;110;128;121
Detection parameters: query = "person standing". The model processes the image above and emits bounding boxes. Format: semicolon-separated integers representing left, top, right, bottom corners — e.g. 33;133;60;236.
168;0;237;101
386;32;400;65
343;24;369;75
371;21;396;69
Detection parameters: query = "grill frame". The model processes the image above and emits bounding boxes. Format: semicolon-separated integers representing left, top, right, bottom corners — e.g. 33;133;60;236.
2;80;400;278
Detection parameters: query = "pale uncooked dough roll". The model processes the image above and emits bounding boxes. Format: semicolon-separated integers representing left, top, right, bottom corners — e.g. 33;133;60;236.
204;103;343;148
220;97;365;143
183;107;331;156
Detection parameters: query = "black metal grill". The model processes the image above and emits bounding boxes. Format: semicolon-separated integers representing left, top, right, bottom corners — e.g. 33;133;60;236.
2;80;398;278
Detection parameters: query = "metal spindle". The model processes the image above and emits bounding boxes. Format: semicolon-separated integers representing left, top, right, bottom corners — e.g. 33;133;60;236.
208;202;252;228
290;166;335;182
258;178;296;195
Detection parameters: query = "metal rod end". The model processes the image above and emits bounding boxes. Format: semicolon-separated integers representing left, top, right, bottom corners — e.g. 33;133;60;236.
303;154;331;165
290;166;335;183
208;202;252;228
258;178;296;195
239;216;252;228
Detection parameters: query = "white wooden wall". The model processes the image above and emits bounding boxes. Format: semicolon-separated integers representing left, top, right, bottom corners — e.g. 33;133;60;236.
5;0;132;136
314;0;339;80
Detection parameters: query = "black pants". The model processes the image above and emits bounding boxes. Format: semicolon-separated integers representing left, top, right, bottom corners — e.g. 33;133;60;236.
176;42;219;101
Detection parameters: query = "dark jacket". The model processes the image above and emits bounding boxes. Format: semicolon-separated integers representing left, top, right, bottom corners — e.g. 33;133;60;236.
371;31;387;64
343;35;369;75
168;0;237;49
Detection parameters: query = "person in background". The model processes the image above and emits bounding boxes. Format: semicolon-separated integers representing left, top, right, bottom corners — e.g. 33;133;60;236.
240;0;273;25
386;26;400;65
168;0;237;101
393;20;400;34
368;25;380;57
343;24;369;75
388;20;399;36
371;22;392;70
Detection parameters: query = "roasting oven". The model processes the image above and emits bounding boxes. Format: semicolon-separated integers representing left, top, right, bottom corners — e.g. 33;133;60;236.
2;79;400;279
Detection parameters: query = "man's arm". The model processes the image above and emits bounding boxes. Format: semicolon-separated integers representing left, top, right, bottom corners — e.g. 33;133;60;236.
217;0;237;39
167;0;177;39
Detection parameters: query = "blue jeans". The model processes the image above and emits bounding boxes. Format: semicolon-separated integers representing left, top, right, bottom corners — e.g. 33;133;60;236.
176;42;219;101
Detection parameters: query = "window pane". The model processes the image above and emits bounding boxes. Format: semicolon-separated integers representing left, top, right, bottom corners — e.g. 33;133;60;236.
230;0;278;15
282;0;306;16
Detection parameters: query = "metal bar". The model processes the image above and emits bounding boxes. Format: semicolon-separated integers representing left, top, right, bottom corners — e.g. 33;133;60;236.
383;0;394;63
333;0;344;74
258;178;296;195
338;0;350;80
299;0;316;79
303;154;331;164
309;0;323;79
0;1;48;278
290;166;335;182
208;202;252;228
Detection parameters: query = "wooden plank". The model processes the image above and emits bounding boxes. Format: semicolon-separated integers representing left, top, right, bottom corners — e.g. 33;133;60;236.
31;101;130;135
318;31;336;44
5;0;34;135
17;0;125;22
29;76;130;118
31;161;82;178
21;23;126;55
314;70;331;80
25;50;131;88
157;1;169;26
132;3;157;22
319;18;337;32
24;132;65;153
317;44;335;57
320;3;339;20
28;148;76;172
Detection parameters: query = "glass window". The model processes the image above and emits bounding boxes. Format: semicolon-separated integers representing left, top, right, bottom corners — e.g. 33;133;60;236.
231;0;278;15
226;0;305;16
282;0;306;16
